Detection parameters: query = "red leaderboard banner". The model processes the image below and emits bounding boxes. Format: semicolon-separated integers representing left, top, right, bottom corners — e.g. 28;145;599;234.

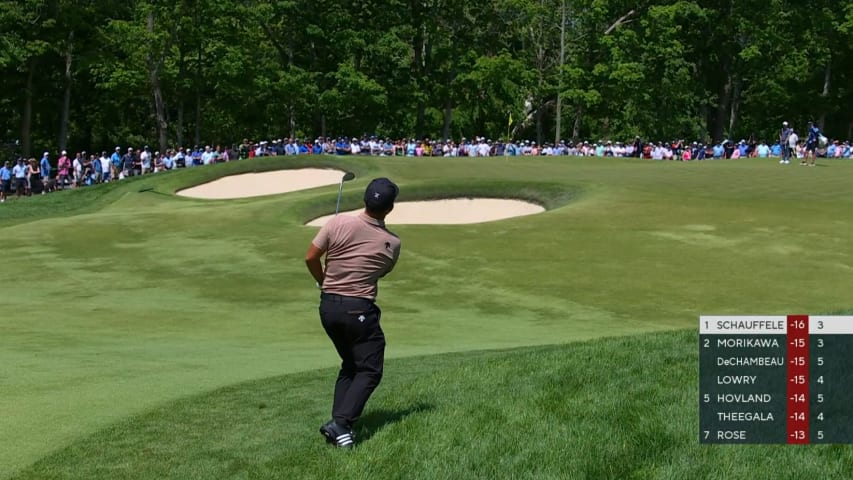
700;315;853;444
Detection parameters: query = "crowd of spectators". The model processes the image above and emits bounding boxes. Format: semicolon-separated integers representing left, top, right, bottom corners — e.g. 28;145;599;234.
0;144;234;201
2;126;850;203
238;133;851;161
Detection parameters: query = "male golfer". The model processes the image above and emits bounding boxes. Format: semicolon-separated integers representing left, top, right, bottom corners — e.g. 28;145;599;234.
305;178;401;448
779;121;793;164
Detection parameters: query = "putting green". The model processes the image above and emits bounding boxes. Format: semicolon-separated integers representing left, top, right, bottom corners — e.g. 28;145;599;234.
2;155;852;478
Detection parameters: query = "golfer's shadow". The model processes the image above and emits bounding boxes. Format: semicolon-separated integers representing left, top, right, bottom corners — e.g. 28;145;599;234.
355;402;434;443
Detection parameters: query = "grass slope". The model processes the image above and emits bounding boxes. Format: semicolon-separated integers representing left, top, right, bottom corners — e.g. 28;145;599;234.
2;156;853;477
12;330;853;480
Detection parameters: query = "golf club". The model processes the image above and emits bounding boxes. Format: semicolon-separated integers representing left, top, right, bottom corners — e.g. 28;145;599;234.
335;171;356;215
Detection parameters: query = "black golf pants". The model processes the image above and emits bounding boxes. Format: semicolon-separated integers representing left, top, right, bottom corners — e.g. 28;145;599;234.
319;293;385;430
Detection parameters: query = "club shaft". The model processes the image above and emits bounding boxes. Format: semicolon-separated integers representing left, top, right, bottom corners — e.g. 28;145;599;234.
335;179;345;215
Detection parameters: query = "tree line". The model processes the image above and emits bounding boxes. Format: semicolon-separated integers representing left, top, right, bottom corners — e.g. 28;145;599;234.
1;0;851;158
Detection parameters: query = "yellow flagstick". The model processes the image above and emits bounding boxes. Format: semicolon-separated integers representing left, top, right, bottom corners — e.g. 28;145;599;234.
507;111;513;149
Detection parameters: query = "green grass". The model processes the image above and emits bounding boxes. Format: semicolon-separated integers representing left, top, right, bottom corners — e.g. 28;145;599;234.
11;330;853;480
2;155;853;478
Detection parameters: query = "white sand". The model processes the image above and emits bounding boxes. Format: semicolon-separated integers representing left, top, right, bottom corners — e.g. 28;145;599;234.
175;169;544;224
306;198;545;226
176;168;348;199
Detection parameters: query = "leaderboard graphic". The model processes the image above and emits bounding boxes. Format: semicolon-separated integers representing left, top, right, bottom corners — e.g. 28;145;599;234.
699;315;853;444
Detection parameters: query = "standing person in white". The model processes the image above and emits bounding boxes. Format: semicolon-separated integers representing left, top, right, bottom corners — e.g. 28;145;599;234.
787;128;799;162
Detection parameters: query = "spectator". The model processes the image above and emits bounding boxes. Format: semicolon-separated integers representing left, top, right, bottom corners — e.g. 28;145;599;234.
84;154;96;184
40;152;51;184
787;129;799;162
153;152;165;172
628;136;638;157
827;141;837;158
0;160;10;202
723;140;735;159
756;141;771;158
28;158;41;194
72;153;83;186
771;142;782;158
712;143;723;159
140;146;151;174
57;151;71;188
200;146;211;165
335;138;351;155
174;148;185;167
111;147;122;179
192;146;203;165
13;158;28;197
803;121;822;166
163;151;174;170
99;151;111;182
121;147;134;178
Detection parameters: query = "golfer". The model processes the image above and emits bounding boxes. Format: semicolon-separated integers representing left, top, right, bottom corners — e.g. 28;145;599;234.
305;177;401;448
779;121;793;164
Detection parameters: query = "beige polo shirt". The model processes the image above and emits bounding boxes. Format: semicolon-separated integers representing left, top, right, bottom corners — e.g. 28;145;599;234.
312;212;401;300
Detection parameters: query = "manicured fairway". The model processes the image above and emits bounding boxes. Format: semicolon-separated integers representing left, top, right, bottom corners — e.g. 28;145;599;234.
10;330;853;479
2;156;853;478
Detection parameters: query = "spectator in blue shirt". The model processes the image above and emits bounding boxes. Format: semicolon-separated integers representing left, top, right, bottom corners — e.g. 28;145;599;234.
334;138;351;155
804;121;822;166
192;147;202;165
0;160;11;202
111;147;122;178
771;143;782;157
92;152;103;182
712;143;724;158
39;152;51;183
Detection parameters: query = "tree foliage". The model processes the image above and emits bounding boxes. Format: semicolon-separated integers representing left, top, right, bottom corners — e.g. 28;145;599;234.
1;0;851;156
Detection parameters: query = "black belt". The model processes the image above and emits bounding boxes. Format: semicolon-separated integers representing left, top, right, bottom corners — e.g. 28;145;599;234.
321;292;372;303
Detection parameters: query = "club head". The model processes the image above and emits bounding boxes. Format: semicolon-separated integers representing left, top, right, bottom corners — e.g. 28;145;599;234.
342;172;356;182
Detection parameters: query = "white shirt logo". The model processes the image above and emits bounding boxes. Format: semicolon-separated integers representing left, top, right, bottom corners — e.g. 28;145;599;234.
358;315;366;323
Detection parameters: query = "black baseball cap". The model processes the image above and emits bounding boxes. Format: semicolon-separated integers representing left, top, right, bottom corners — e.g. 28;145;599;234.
364;178;398;211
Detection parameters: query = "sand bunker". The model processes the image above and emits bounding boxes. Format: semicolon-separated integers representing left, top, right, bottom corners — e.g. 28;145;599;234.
306;198;545;226
176;169;544;224
176;168;348;199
